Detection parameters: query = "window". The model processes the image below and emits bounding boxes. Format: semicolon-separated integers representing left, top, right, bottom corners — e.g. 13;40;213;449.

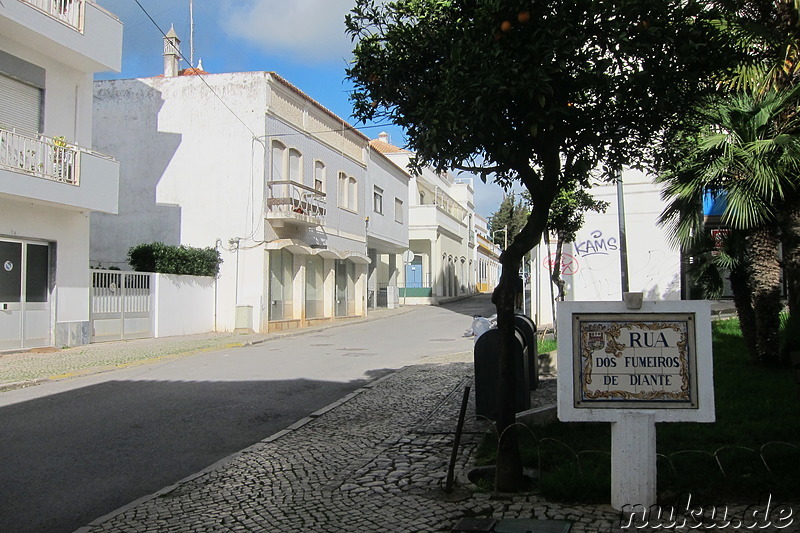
338;172;358;212
338;172;347;208
288;148;302;182
0;52;45;135
269;249;294;320
348;176;358;211
395;198;404;223
305;255;324;319
271;141;286;181
335;259;356;317
314;161;325;192
373;186;383;214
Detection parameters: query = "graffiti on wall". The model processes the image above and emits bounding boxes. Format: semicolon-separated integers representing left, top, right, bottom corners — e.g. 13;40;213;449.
574;230;618;258
544;253;580;275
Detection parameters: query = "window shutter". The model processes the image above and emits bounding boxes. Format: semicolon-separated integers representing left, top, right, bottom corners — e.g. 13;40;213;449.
0;74;42;135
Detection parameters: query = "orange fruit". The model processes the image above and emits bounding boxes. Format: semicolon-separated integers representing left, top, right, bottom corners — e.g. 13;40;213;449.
500;20;513;32
517;11;530;24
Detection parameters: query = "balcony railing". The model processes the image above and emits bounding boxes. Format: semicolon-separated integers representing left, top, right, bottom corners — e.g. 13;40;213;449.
0;128;80;185
267;180;326;226
19;0;85;32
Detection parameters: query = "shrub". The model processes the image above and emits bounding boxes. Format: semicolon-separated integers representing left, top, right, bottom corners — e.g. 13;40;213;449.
127;242;222;277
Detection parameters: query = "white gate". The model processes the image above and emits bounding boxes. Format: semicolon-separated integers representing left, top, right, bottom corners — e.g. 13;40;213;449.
90;270;153;342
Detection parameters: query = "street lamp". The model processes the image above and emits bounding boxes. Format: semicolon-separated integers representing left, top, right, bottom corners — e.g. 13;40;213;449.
493;225;508;249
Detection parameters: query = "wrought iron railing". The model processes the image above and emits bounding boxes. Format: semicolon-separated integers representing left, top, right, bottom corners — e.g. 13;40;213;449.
0;128;80;185
19;0;85;31
267;180;326;225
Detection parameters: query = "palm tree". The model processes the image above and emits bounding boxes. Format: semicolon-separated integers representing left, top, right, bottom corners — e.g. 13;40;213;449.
658;87;800;364
716;1;800;352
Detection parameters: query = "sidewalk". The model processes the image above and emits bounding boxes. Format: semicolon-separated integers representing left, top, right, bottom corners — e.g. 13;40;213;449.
0;305;413;391
75;362;613;533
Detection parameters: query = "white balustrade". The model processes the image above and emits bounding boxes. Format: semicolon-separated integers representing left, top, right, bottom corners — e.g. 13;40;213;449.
0;128;80;185
19;0;84;31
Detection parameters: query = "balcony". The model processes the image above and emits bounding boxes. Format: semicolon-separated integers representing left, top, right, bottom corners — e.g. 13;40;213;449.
2;0;122;73
267;180;326;227
19;0;84;32
1;128;79;184
0;126;119;213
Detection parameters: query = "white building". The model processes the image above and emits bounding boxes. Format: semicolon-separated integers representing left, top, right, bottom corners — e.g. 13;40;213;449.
91;30;408;333
474;214;501;293
531;169;682;327
370;132;475;304
0;0;122;350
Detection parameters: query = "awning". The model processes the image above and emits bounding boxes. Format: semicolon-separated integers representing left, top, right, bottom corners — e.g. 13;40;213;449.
265;239;313;255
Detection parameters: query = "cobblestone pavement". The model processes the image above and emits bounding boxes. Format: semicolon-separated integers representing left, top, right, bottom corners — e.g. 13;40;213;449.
77;363;611;533
74;361;799;533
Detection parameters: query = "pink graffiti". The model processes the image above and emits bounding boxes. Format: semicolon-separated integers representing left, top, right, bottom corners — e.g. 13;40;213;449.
544;253;579;275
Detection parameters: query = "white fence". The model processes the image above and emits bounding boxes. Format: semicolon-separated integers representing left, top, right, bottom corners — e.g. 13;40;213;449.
90;270;215;342
91;270;152;342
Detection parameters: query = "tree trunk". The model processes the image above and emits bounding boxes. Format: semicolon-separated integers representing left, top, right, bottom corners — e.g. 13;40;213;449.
493;149;561;493
746;226;783;365
780;194;800;361
492;257;524;492
729;264;758;359
550;233;567;301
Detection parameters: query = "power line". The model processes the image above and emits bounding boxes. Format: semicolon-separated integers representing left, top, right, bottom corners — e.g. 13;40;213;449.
133;0;258;139
132;0;400;143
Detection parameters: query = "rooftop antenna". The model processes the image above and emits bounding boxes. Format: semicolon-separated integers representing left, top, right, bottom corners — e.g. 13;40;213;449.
189;0;195;67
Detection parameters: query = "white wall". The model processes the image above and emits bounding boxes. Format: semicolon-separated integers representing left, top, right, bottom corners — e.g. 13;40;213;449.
530;169;681;328
92;73;269;331
153;273;215;337
566;169;681;302
366;149;409;251
0;197;90;324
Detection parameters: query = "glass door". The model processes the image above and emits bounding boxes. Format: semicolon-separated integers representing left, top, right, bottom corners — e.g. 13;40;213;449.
0;240;50;350
0;241;23;350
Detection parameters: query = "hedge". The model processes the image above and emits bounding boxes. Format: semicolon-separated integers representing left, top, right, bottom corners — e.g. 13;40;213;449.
127;242;222;277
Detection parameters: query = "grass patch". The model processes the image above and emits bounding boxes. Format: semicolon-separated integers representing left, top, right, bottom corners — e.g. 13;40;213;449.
477;318;800;502
537;337;557;354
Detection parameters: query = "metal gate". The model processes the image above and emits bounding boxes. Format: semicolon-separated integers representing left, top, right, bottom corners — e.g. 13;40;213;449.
90;270;152;342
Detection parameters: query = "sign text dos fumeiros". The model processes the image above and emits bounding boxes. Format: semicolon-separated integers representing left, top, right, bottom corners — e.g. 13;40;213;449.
573;313;698;409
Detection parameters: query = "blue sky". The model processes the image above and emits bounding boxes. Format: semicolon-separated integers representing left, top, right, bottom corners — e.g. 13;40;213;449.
94;0;506;218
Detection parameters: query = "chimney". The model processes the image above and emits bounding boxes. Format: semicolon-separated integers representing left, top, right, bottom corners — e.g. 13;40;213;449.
163;25;181;77
378;131;390;144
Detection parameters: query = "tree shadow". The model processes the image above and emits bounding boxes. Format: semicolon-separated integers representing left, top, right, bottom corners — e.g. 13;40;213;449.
0;376;372;533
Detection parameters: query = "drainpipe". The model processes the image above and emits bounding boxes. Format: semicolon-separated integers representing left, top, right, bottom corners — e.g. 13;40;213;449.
214;238;220;331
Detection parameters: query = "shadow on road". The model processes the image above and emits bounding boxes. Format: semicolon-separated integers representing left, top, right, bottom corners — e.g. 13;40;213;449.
0;374;385;533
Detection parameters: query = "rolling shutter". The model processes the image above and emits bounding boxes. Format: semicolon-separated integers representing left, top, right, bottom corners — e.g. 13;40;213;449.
0;74;42;135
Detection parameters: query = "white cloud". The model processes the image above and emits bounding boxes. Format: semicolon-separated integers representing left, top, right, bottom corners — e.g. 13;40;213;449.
221;0;356;64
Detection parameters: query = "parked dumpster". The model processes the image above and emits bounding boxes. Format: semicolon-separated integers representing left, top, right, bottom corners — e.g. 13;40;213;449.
474;328;530;420
513;314;538;391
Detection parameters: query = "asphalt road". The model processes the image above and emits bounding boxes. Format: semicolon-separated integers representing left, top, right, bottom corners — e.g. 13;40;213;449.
0;295;497;533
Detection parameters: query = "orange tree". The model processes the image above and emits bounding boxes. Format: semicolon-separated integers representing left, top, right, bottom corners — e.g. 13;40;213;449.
346;0;733;491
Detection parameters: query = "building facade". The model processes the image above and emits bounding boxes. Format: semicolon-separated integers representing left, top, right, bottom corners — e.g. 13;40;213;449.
91;31;408;333
0;0;122;350
370;132;475;304
474;214;501;293
530;169;682;327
